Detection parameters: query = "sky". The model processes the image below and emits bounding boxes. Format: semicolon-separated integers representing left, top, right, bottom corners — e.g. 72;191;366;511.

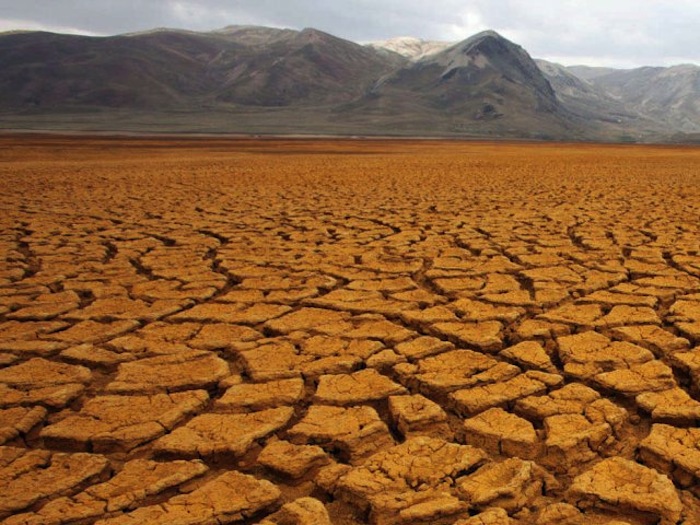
0;0;698;68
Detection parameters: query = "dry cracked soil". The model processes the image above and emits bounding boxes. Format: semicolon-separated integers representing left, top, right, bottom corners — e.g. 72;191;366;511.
1;134;700;525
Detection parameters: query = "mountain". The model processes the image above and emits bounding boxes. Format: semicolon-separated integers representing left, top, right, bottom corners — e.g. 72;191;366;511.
582;65;700;133
536;60;657;134
419;31;559;113
0;27;401;111
343;31;578;139
367;37;451;61
213;27;404;107
0;25;697;141
0;30;233;109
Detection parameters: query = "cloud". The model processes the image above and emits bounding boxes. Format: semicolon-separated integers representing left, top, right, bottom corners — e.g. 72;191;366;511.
0;1;161;34
0;0;698;67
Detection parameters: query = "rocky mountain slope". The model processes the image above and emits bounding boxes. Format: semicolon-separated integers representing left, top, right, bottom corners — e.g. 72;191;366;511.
346;31;580;139
0;25;697;141
214;27;404;107
535;60;660;135
583;65;700;133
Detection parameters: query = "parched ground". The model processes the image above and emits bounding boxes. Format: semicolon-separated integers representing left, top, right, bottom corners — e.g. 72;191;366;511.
1;134;700;525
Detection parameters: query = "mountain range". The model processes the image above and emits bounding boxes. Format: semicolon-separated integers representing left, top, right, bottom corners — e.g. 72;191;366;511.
0;25;698;142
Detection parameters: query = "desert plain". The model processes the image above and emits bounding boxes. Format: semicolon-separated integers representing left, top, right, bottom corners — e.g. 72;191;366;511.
0;135;700;525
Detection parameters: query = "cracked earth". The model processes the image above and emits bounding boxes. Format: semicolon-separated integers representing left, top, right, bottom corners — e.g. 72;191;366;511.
1;135;700;524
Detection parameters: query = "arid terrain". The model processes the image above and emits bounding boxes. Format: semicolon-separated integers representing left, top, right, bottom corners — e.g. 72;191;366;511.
1;135;700;525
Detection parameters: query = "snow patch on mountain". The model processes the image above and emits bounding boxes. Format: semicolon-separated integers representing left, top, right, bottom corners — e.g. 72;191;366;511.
367;37;452;61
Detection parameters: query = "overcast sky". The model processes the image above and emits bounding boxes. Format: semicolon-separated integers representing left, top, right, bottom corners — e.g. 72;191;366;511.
1;0;698;68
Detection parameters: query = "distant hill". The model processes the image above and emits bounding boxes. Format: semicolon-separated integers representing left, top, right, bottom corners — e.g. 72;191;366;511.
0;25;697;141
536;60;661;136
581;65;700;133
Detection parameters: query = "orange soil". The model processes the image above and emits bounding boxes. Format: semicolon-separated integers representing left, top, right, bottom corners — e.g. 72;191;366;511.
0;135;699;525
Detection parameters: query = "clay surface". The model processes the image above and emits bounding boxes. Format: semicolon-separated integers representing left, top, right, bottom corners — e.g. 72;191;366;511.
1;136;699;524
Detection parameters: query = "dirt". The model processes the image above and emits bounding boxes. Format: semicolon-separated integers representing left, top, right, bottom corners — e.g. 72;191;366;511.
1;135;700;524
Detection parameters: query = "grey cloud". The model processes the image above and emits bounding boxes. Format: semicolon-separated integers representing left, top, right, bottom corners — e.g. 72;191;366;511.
0;1;174;34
